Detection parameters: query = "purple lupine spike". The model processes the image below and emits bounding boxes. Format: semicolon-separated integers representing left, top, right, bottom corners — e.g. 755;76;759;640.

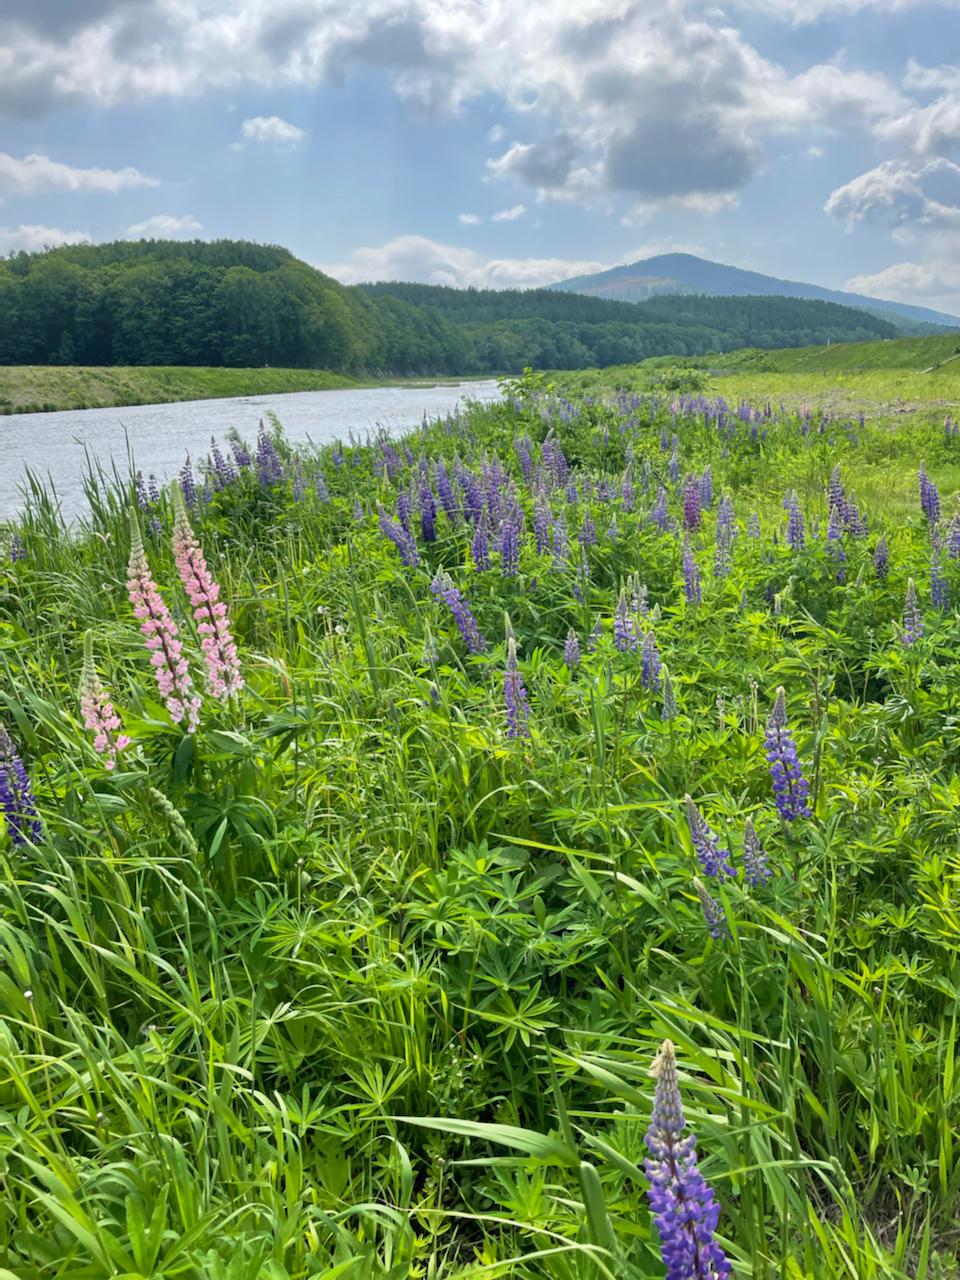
932;551;949;611
714;529;731;580
716;496;735;542
650;487;671;531
684;795;732;880
683;475;702;531
874;534;889;580
376;502;420;568
644;1038;731;1276
551;511;569;568
499;511;521;578
642;631;661;691
514;434;534;487
255;426;283;487
534;496;552;555
742;817;771;886
380;441;402;481
660;425;670;451
503;633;531;740
641;460;651;498
564;628;580;670
431;569;486;653
614;589;638;652
765;687;810;822
621;473;636;512
565;475;579;504
920;463;941;524
420;482;437;543
396;483;413;534
353;497;365;523
0;724;42;847
315;471;330;503
828;464;844;515
578;512;596;547
826;508;846;583
462;471;484;525
134;472;150;511
748;512;760;538
695;878;730;941
472;514;490;571
9;532;26;563
292;465;305;504
209;437;236;490
587;615;603;652
902;576;923;645
683;538;701;606
148;474;162;504
786;499;805;551
435;458;459;523
179;460;198;512
699;465;713;508
607;516;619;543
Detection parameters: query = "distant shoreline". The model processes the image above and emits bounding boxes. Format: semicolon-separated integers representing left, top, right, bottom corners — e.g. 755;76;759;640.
0;365;498;415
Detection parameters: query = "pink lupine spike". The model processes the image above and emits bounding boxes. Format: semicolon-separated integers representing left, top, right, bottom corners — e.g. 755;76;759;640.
127;510;201;732
80;630;130;770
171;484;243;700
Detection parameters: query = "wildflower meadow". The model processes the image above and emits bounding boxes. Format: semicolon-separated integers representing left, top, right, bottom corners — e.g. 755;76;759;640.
2;370;960;1279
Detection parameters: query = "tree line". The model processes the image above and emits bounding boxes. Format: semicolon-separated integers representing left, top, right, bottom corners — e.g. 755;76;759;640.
0;239;901;375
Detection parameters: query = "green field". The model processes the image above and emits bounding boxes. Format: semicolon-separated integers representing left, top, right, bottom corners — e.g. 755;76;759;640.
3;365;960;1277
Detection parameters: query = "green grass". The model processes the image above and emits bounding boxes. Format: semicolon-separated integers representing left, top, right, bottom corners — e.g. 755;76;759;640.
636;330;960;375
2;372;960;1278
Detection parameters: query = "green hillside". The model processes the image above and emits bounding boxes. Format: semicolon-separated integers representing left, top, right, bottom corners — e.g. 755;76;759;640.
645;332;960;374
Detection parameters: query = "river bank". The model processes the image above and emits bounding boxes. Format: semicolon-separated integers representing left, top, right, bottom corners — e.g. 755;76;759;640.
0;365;496;414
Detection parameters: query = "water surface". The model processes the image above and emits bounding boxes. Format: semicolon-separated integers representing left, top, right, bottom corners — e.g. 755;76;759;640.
1;379;501;523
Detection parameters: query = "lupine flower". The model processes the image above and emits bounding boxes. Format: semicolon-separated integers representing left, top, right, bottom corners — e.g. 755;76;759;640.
499;503;522;577
874;534;889;580
256;426;283;487
684;795;732;880
503;635;531;740
826;508;846;582
316;472;330;503
621;473;636;512
902;577;923;645
420;482;437;543
353;497;365;523
127;511;201;732
764;687;810;822
682;538;701;606
695;878;730;942
148;474;162;504
435;458;459;523
209;437;236;490
747;512;760;538
587;615;603;652
742;817;771;886
9;532;25;563
551;512;569;568
0;725;41;847
80;631;130;769
578;512;596;547
650;487;672;531
661;666;677;722
828;464;844;515
172;485;243;701
932;551;949;611
292;465;305;503
472;514;491;571
377;502;421;568
683;475;702;531
786;499;805;551
642;631;662;691
534;496;552;555
135;471;150;511
920;462;941;523
699;465;713;508
614;589;639;652
564;628;580;670
644;1038;731;1278
431;570;486;654
179;460;198;512
397;483;413;534
714;530;731;580
716;495;735;542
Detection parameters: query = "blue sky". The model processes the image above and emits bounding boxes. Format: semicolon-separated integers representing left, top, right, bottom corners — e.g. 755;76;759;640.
3;0;960;313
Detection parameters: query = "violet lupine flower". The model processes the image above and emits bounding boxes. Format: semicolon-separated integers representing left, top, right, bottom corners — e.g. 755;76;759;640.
256;427;283;487
127;512;201;732
462;472;484;525
551;512;569;568
919;462;941;523
684;796;732;880
231;440;251;471
716;496;735;542
179;461;198;513
564;628;580;670
353;497;365;523
932;551;949;611
660;425;670;452
695;878;730;942
644;1038;731;1278
148;474;162;504
503;635;531;740
614;589;639;652
826;508;846;583
376;502;421;568
209;437;236;490
683;538;701;606
534;496;552;555
292;465;305;504
747;512;760;538
472;515;491;571
683;475;702;531
828;464;844;516
661;666;677;722
316;472;330;503
650;487;671;531
587;616;603;652
431;570;486;654
396;483;413;534
579;512;596;547
699;465;713;508
874;534;889;580
642;631;662;691
135;472;150;511
765;687;810;822
902;577;923;645
514;433;534;487
0;725;41;847
786;499;805;551
621;474;636;512
420;482;437;543
435;458;459;523
9;532;25;563
742;817;771;886
80;631;131;770
172;486;243;701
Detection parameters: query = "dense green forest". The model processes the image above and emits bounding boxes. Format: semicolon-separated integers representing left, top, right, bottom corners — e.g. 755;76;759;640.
1;238;907;375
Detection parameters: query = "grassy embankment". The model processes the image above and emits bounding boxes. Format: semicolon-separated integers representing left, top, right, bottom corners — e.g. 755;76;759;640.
0;365;494;415
3;369;960;1276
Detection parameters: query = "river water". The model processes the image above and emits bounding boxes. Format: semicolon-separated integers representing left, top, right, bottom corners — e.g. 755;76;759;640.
0;379;501;524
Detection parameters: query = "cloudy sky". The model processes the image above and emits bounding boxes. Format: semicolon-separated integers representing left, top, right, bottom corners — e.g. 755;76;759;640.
3;0;960;312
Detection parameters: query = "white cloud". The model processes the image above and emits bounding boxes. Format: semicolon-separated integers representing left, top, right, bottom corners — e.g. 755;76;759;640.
0;224;90;254
845;255;960;314
319;234;612;289
241;115;306;144
0;152;156;198
487;124;505;144
127;213;203;238
458;213;481;224
492;204;526;222
826;158;960;230
0;1;919;214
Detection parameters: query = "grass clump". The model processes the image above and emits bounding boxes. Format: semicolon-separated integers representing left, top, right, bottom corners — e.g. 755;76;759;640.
0;379;959;1277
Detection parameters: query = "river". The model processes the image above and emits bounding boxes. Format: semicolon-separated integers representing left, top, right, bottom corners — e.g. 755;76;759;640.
0;379;502;524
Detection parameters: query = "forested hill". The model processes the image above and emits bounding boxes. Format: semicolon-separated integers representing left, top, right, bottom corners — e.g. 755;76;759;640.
0;238;907;375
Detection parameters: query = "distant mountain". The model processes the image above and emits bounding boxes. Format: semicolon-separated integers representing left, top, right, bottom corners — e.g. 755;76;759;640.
548;253;960;331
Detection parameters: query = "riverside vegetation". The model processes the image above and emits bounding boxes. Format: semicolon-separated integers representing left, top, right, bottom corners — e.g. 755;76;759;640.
2;366;960;1278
